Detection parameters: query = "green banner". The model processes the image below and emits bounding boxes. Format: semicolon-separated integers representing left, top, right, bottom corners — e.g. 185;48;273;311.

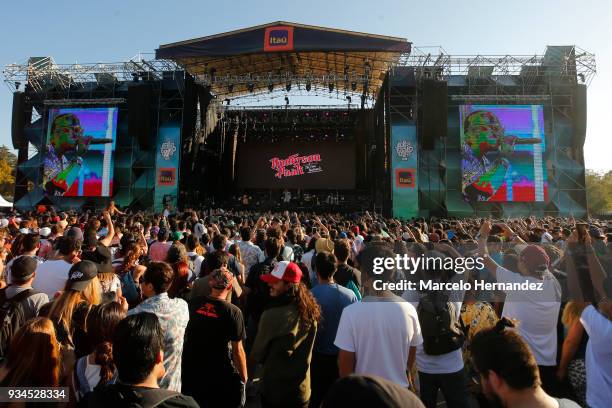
390;124;418;219
154;124;181;212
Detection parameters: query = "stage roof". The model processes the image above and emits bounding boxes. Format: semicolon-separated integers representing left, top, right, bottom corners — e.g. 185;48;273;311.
156;21;411;99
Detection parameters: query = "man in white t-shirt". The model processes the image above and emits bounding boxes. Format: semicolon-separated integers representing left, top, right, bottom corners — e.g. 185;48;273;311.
478;221;562;395
580;301;612;408
335;244;422;389
33;236;80;298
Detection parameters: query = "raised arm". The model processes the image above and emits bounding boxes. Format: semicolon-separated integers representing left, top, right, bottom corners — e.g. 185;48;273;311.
478;220;501;279
98;211;115;248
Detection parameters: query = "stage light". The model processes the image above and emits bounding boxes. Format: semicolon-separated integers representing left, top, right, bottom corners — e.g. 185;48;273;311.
305;82;311;92
286;81;291;92
329;83;334;93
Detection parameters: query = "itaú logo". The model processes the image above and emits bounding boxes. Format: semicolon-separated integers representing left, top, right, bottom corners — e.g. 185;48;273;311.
264;26;294;51
269;31;288;45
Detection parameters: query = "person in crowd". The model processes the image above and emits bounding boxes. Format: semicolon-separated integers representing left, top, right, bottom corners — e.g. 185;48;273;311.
149;228;171;262
557;302;588;406
82;245;121;302
185;235;205;278
81;313;198;408
479;220;562;396
1;255;49;323
251;261;320;408
34;236;81;299
244;237;282;344
333;238;362;290
190;250;242;302
0;317;61;387
5;233;44;279
182;268;248;408
322;374;425;408
45;260;102;358
127;261;189;392
335;244;422;390
470;317;581;407
309;252;357;407
72;301;127;401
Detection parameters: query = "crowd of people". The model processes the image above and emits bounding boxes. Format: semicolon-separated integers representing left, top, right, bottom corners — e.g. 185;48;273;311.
0;204;610;408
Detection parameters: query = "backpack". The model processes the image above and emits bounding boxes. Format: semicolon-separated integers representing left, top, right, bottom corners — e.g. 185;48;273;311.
0;287;36;357
416;291;465;356
82;384;180;408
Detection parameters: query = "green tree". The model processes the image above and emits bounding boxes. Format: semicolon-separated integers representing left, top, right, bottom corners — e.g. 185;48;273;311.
585;169;612;216
0;145;17;199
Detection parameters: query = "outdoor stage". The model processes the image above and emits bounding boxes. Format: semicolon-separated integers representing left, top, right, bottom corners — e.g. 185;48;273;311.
4;22;596;217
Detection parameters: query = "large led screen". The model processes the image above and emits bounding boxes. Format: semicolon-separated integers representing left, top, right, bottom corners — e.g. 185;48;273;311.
460;105;548;202
235;142;356;189
43;107;117;197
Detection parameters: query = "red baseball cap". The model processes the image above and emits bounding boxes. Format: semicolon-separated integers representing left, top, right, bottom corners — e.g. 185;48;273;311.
260;261;302;284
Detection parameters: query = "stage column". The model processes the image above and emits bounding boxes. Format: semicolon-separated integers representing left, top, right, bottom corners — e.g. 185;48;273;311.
390;123;419;219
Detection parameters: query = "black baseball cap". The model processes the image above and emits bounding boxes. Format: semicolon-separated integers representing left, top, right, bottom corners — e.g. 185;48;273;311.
10;256;38;282
81;245;114;274
67;260;98;292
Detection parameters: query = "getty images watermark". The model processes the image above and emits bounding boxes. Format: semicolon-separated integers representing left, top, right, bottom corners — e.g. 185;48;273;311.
371;254;547;293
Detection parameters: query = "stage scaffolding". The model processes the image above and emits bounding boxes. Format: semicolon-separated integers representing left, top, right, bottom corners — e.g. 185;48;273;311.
3;47;596;97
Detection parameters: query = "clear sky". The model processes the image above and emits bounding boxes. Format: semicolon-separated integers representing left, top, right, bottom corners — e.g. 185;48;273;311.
1;0;610;171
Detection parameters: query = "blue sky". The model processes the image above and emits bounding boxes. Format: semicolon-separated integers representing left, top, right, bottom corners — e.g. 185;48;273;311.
1;0;610;171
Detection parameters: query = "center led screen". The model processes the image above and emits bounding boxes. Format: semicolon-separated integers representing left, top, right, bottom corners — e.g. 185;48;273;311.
236;142;356;189
460;105;548;202
43;107;117;197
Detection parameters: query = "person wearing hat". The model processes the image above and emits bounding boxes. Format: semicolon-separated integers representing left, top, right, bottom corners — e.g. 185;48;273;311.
250;261;320;408
182;268;248;408
81;244;121;302
0;256;49;321
478;220;562;396
45;260;102;356
5;233;44;283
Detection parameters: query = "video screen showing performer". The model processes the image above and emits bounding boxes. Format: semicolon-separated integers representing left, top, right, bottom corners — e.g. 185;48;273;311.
43;107;117;197
460;105;548;202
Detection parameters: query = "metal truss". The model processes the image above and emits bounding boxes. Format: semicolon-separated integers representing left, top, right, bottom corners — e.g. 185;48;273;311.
2;55;180;92
398;46;596;85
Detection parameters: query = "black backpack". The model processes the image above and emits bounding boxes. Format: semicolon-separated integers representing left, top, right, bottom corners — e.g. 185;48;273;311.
417;291;465;356
0;287;36;357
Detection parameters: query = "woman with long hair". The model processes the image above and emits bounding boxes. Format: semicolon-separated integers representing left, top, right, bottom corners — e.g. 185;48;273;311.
72;301;126;401
0;317;61;387
167;261;190;299
113;238;146;307
252;261;320;407
45;260;101;357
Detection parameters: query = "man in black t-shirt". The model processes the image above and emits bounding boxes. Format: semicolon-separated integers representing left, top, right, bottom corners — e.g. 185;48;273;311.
182;268;248;408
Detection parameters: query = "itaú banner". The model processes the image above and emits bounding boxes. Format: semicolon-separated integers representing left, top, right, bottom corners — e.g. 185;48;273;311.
391;123;419;219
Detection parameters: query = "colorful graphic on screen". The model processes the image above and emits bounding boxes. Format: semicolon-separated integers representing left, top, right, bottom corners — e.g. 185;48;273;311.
43;107;117;197
460;105;547;202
